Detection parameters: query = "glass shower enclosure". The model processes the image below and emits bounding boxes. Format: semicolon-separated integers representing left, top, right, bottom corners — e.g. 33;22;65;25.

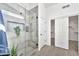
0;3;38;56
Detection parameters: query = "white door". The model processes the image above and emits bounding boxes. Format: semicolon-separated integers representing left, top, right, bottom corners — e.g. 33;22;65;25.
55;17;69;49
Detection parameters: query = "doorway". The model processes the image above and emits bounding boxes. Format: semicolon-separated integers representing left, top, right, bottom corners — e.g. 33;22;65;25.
69;15;78;52
51;20;55;46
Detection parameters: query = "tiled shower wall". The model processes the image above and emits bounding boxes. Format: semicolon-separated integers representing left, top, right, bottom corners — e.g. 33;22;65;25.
4;14;26;55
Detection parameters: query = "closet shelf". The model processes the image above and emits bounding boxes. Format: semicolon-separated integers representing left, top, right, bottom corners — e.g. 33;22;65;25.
74;32;78;34
69;26;73;29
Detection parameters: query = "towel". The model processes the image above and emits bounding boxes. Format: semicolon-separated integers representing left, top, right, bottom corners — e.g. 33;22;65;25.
0;10;9;56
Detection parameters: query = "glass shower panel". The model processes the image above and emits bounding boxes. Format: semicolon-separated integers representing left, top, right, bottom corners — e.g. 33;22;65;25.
27;6;38;55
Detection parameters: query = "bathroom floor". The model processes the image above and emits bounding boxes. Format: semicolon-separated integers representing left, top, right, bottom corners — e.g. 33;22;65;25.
69;40;78;52
31;40;79;56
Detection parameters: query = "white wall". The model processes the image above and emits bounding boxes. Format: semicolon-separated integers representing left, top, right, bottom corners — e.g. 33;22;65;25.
46;3;79;47
38;3;47;50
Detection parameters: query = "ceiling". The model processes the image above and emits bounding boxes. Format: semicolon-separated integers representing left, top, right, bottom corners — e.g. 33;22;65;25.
5;3;57;16
18;3;38;10
44;3;57;8
30;6;38;15
18;3;57;10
